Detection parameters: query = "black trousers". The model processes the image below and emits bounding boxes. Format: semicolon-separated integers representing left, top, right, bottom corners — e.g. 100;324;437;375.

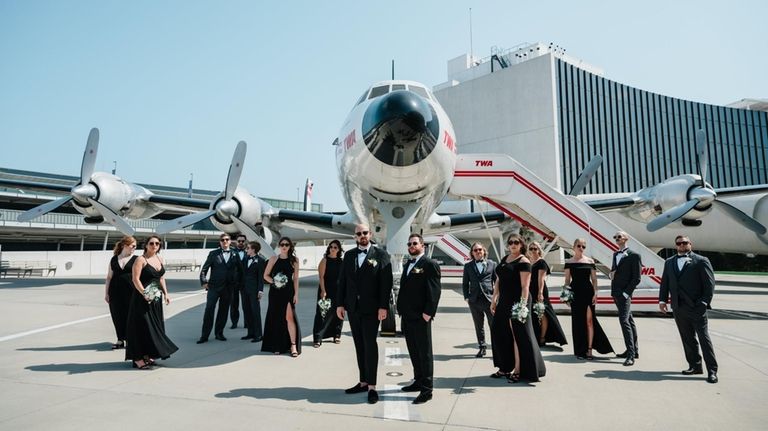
348;310;381;386
674;303;718;373
201;285;232;339
230;285;242;327
613;294;638;357
402;317;434;392
242;288;263;338
468;295;493;348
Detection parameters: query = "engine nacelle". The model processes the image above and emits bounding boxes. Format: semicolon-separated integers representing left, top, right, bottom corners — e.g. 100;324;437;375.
208;186;264;233
71;172;163;221
624;174;714;224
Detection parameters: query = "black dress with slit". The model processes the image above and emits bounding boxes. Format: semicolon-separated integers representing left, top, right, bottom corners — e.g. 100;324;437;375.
312;256;343;343
261;257;302;354
529;259;568;346
565;261;613;357
125;262;178;362
108;255;135;342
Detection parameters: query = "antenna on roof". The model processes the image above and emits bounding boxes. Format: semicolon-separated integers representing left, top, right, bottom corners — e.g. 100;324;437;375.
469;8;474;62
391;59;395;80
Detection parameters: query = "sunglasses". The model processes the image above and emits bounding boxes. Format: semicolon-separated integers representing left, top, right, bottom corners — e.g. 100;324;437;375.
355;231;369;237
329;245;339;249
237;239;246;243
279;243;291;247
220;238;230;242
407;241;420;247
613;236;624;240
472;248;483;252
507;240;521;245
147;241;161;246
528;247;539;251
675;241;690;246
575;245;586;249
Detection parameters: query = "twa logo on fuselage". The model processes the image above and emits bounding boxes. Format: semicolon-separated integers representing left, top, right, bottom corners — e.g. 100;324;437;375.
641;267;656;275
343;130;356;151
443;131;456;153
475;160;493;167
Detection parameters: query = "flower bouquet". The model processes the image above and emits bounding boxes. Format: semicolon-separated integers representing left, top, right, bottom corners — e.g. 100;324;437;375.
273;273;288;289
532;301;546;321
144;281;162;303
318;298;332;318
559;286;574;306
511;299;530;324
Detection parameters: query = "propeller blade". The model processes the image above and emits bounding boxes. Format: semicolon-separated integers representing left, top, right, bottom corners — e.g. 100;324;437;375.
224;141;247;201
713;200;767;235
81;128;99;184
17;196;72;222
569;155;603;195
87;198;136;235
155;209;216;234
695;129;708;185
231;216;276;258
647;199;700;232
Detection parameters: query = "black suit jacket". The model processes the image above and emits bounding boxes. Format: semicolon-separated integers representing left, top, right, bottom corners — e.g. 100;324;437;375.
610;249;642;297
659;252;715;309
337;246;393;314
462;259;496;302
242;255;265;293
199;248;243;290
397;257;442;319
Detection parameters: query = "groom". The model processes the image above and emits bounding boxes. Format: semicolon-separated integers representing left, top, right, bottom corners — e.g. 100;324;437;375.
337;223;393;404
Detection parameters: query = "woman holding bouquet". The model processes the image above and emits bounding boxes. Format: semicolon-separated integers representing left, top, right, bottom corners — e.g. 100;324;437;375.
125;235;178;369
312;240;344;347
527;242;568;347
490;234;546;383
262;237;302;357
563;238;613;360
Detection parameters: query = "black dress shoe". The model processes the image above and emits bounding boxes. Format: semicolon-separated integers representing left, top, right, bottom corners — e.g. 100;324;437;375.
401;382;421;392
412;391;433;404
707;372;718;384
367;389;379;404
251;336;263;343
241;335;253;340
196;338;208;344
475;347;487;358
623;358;635;366
682;366;704;375
344;383;368;394
616;351;629;358
215;335;227;341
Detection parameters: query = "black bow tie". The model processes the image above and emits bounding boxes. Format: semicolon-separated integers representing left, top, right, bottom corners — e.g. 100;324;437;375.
677;254;689;259
407;259;416;265
222;250;230;254
359;248;368;255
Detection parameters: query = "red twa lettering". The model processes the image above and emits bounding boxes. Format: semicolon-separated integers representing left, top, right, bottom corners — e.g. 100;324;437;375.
443;131;456;153
343;130;356;150
475;160;493;167
641;267;656;275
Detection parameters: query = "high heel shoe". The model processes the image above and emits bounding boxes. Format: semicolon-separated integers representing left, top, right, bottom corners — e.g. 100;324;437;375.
507;373;521;383
290;343;299;357
586;348;594;360
132;360;151;370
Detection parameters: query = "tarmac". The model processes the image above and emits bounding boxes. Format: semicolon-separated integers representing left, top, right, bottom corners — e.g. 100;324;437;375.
0;271;766;430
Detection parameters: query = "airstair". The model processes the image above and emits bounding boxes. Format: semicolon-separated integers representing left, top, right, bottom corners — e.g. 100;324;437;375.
449;154;667;311
430;233;471;278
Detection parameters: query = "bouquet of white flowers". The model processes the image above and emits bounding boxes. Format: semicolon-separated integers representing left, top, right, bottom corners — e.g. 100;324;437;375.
318;298;332;318
559;286;574;305
273;273;288;289
144;281;162;303
532;301;546;321
511;299;530;324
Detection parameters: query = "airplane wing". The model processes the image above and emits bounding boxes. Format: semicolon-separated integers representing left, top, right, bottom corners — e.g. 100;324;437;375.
0;177;74;194
581;195;639;211
714;184;768;197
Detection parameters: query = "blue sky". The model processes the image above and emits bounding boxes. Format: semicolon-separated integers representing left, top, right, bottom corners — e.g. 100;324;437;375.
1;0;766;211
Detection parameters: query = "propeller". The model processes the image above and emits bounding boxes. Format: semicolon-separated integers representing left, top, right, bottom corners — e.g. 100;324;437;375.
155;141;250;235
87;198;136;235
647;129;766;234
569;155;603;195
231;216;275;257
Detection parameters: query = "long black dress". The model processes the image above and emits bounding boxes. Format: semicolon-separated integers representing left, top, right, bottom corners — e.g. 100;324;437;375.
262;257;302;354
108;255;135;343
125;261;178;362
565;261;613;357
312;256;343;344
530;259;568;346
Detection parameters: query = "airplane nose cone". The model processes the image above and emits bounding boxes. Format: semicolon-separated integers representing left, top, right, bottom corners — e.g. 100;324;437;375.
690;186;716;208
362;90;440;167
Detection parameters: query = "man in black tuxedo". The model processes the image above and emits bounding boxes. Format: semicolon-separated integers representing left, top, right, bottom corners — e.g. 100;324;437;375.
610;231;642;366
462;242;496;358
337;224;393;404
397;233;441;405
197;233;243;343
659;235;718;383
230;233;248;329
241;241;265;342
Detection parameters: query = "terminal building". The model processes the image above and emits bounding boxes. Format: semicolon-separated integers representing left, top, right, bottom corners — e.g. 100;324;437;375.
433;42;768;195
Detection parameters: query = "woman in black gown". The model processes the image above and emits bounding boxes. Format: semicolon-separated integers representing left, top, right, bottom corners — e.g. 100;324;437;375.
312;240;344;347
262;237;302;357
527;241;568;347
564;238;613;360
490;234;546;383
104;236;137;350
125;235;178;369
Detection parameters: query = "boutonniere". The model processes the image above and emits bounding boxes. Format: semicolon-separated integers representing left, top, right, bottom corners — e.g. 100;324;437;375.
412;267;424;274
367;258;378;267
683;257;692;264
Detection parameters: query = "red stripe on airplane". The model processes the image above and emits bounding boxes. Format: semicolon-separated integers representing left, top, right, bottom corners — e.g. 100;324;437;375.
440;236;470;261
481;197;555;240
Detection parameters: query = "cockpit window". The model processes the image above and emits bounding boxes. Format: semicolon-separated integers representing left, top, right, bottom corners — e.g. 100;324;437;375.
392;84;406;91
355;90;368;106
408;85;429;99
368;85;389;99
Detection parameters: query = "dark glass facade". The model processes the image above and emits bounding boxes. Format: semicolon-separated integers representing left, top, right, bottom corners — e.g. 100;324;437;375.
555;58;768;193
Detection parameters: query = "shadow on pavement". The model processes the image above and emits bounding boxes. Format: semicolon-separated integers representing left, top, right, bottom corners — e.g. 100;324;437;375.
585;369;704;382
26;361;128;374
215;387;364;405
18;342;114;352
